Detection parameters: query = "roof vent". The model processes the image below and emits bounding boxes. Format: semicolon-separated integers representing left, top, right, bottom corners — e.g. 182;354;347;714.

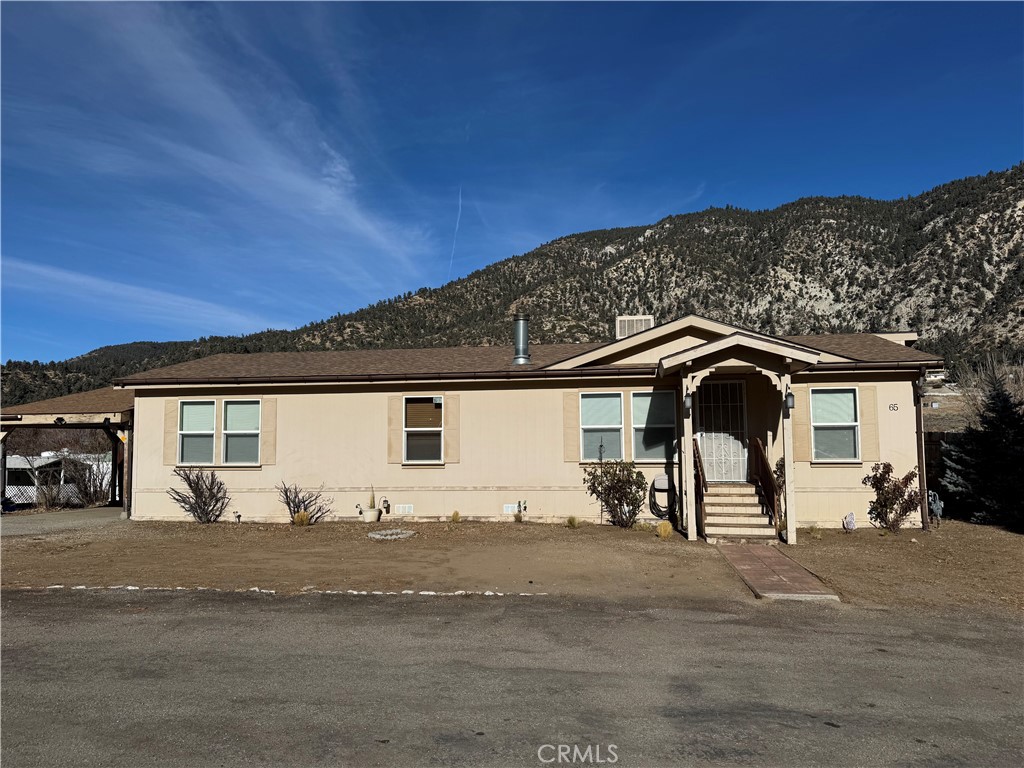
513;313;531;365
615;315;655;340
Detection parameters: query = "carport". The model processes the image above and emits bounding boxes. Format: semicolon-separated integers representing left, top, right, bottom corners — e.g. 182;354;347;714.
1;387;134;517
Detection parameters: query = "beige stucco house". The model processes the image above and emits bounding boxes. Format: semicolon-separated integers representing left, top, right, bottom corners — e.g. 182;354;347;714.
111;315;942;543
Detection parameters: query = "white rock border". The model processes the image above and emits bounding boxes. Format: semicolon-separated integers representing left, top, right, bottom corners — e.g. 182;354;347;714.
27;585;547;597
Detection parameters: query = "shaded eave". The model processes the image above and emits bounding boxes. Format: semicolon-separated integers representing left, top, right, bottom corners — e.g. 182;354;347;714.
115;364;661;389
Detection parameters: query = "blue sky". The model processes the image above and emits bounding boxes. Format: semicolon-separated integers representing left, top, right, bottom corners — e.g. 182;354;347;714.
2;2;1022;363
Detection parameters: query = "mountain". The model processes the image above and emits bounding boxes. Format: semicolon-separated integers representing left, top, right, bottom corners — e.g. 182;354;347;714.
3;164;1022;406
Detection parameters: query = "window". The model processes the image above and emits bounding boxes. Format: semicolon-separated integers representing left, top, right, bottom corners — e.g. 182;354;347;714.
179;401;215;465
404;396;443;463
223;400;261;464
580;393;623;461
632;392;677;462
810;388;860;461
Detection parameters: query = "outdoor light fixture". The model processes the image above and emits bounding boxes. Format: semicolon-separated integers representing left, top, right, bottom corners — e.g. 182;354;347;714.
785;388;795;411
683;393;693;411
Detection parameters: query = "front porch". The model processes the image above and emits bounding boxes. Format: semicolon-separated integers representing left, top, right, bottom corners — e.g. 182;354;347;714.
658;332;821;544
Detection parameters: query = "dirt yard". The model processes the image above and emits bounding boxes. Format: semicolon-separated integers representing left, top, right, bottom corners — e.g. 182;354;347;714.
1;520;745;599
788;520;1024;613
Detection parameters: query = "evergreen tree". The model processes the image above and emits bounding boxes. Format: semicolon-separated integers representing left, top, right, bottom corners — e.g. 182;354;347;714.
941;367;1024;531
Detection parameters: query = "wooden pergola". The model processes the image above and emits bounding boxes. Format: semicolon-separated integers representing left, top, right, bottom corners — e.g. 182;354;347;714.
1;387;134;517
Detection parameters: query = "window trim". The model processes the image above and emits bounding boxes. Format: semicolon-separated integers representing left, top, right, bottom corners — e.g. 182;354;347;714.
403;395;444;465
178;400;216;466
809;386;861;463
631;390;678;464
222;399;261;466
579;392;624;463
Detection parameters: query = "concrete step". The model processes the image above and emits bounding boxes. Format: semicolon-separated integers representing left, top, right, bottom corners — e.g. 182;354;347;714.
705;498;762;509
705;485;758;497
705;524;778;538
706;513;771;526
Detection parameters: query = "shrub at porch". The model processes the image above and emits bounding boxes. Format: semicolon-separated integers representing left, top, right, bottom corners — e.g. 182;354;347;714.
861;462;921;533
583;460;647;528
168;467;231;524
276;482;334;526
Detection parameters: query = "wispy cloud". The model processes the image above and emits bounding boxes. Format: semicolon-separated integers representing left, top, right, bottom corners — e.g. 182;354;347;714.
446;186;463;282
3;259;284;336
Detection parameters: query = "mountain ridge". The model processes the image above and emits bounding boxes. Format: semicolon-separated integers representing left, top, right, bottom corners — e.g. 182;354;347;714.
3;164;1021;406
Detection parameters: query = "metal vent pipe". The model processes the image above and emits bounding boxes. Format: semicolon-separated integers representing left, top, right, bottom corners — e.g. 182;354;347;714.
513;313;531;365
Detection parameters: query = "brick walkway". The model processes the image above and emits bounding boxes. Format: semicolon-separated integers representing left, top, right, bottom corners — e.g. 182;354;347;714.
718;545;839;601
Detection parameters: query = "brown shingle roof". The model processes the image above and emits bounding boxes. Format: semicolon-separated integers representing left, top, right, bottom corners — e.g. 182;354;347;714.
1;386;134;416
117;343;608;385
783;334;942;364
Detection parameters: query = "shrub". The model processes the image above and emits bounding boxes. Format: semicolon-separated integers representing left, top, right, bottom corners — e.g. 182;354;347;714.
168;468;230;523
566;516;580;529
513;511;524;523
942;364;1024;530
276;482;334;526
450;510;461;523
583;460;647;528
64;459;111;508
656;521;673;540
862;462;921;533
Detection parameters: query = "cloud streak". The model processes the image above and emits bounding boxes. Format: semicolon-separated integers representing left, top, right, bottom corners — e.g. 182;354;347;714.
3;259;284;336
447;186;463;282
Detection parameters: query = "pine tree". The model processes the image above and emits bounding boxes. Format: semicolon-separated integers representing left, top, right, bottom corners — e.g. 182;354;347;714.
941;367;1024;530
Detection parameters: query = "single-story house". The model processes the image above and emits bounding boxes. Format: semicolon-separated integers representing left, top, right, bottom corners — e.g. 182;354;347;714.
112;314;942;543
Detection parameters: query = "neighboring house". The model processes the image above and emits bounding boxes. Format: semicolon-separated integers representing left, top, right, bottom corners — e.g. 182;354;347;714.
114;314;942;543
2;452;109;507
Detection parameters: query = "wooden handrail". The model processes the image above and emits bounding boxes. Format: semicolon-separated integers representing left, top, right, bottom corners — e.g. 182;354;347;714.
751;437;781;534
692;439;708;537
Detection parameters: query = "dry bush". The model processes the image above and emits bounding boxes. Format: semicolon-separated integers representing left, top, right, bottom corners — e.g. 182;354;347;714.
513;510;524;523
63;459;111;507
656;521;673;540
276;482;334;525
168;468;231;523
450;510;461;523
566;516;580;529
862;462;921;533
583;460;647;528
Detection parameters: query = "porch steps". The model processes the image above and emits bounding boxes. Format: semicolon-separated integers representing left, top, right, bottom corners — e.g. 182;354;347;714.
703;483;777;542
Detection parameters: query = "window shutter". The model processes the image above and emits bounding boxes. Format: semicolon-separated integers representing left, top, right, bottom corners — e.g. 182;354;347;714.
387;396;403;464
443;394;460;464
792;386;811;462
163;399;178;466
860;386;879;462
563;391;580;462
260;398;277;465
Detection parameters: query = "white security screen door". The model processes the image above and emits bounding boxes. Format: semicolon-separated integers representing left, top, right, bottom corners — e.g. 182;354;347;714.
696;381;748;482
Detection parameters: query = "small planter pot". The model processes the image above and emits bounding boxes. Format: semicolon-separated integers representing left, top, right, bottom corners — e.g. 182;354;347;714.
361;507;381;523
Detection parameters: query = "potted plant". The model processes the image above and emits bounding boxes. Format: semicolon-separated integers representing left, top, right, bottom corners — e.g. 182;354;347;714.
356;486;382;523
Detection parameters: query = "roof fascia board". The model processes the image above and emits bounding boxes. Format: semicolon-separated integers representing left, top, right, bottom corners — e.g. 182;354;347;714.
116;366;663;390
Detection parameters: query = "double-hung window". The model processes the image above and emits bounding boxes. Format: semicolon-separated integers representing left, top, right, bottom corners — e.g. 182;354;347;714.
632;392;677;462
223;400;261;464
179;401;215;465
404;396;443;463
810;388;860;461
580;393;623;461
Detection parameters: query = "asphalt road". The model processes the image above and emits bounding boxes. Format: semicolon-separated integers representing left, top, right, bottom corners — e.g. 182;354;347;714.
0;507;123;537
2;591;1021;767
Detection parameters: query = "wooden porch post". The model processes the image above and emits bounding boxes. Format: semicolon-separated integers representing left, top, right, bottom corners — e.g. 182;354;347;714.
682;375;697;540
782;373;797;545
1;431;9;507
121;428;132;520
106;431;120;505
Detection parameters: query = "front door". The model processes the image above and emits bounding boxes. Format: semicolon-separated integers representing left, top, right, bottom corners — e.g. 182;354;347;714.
696;380;748;482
